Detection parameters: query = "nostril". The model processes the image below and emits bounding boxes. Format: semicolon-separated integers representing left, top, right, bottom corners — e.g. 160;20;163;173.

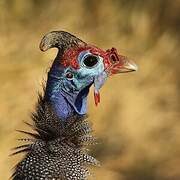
110;54;118;63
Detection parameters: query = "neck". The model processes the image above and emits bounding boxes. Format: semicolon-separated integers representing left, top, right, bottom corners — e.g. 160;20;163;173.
44;69;90;120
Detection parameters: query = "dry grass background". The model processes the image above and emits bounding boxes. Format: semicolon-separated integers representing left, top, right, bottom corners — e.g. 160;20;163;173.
0;0;180;179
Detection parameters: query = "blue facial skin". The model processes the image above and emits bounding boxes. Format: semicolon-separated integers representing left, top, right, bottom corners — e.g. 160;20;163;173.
45;50;107;120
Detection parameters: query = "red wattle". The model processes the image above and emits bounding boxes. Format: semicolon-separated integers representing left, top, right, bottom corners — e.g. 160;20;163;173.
94;91;100;106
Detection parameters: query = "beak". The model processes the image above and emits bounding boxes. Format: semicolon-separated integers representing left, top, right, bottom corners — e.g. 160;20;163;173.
104;48;138;75
93;48;138;106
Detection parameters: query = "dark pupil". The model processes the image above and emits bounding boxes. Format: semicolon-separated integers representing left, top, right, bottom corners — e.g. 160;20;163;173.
66;72;73;79
83;56;98;67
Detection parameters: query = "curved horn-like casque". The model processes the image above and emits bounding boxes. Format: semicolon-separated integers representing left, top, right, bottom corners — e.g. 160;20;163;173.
39;31;87;52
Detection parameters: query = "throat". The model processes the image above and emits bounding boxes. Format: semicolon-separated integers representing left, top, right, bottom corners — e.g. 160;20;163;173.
44;77;90;120
46;91;74;119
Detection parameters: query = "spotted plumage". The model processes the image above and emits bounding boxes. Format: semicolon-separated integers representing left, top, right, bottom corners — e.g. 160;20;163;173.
12;95;99;180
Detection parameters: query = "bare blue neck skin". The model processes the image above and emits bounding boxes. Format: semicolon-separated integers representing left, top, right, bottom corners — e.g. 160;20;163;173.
44;61;90;120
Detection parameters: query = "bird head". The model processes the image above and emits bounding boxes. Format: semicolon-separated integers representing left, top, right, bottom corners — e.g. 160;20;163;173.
40;31;137;118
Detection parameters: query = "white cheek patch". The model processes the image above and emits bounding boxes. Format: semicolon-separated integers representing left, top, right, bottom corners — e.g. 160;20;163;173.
78;51;105;77
79;61;104;77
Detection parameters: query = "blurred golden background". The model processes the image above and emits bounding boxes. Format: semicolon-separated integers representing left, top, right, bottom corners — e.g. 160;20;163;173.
0;0;180;179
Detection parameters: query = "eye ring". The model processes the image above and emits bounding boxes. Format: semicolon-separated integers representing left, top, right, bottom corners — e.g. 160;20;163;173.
83;55;99;68
65;72;74;80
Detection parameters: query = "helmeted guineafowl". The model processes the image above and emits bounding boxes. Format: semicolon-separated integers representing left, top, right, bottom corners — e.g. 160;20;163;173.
12;31;137;180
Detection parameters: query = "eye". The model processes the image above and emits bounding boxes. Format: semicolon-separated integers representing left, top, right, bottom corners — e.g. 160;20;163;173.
83;55;99;68
65;72;74;80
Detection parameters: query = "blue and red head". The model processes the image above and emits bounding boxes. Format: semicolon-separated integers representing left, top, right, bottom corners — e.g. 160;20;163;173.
40;31;137;119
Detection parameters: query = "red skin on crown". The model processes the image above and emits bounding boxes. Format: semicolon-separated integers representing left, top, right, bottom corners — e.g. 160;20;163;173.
60;45;126;73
